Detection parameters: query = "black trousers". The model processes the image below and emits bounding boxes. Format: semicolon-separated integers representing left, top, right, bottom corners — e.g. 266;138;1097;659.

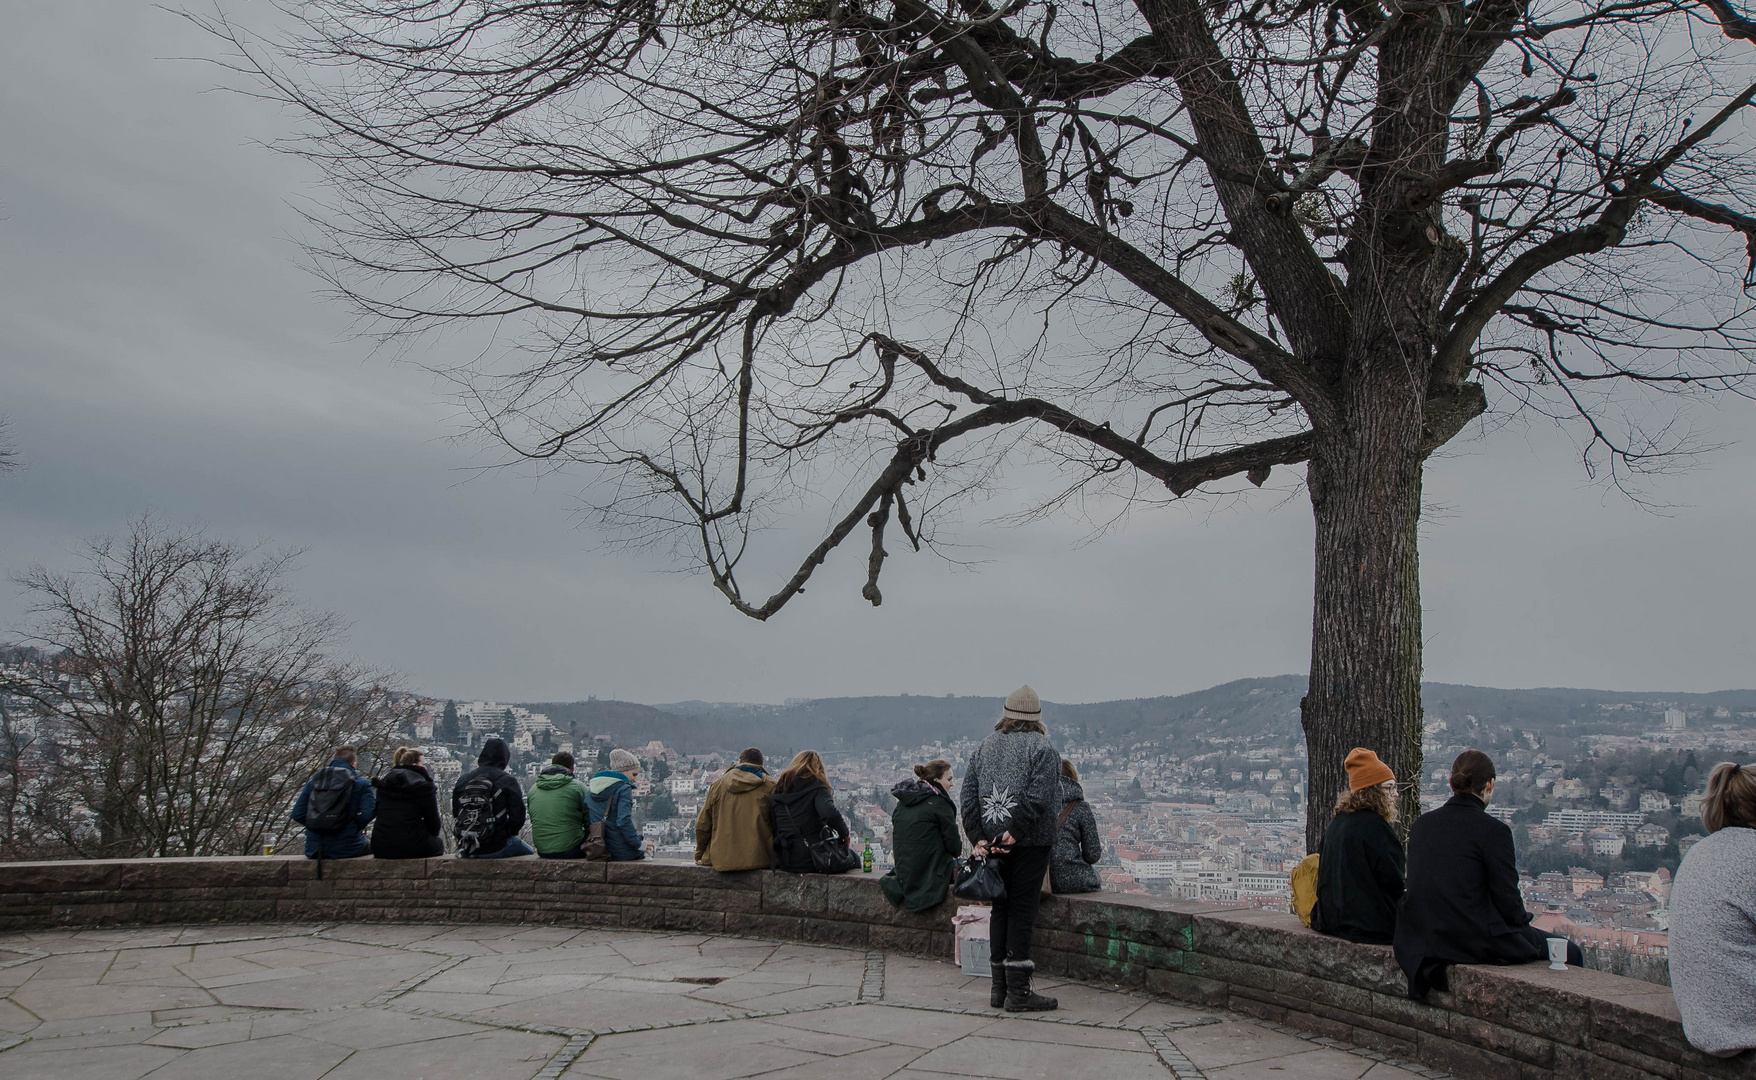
988;845;1052;964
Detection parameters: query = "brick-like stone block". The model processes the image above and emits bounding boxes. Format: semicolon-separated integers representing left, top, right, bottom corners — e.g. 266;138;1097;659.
0;860;125;893
868;924;950;958
760;872;830;916
1419;1029;1524;1080
1448;967;1590;1047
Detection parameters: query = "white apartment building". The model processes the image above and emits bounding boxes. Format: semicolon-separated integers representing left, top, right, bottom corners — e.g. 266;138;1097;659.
1638;791;1672;813
1665;708;1686;730
1544;809;1643;834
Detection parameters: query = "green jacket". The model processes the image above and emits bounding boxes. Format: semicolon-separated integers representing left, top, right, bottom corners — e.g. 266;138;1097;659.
879;779;961;913
527;765;591;854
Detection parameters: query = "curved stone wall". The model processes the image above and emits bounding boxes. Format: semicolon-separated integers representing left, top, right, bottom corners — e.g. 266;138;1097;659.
0;856;1746;1080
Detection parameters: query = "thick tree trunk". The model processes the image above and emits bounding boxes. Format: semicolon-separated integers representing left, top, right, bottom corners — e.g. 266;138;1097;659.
1301;371;1427;853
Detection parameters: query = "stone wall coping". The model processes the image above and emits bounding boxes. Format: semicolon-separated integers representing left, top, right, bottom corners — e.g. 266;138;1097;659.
0;855;1744;1080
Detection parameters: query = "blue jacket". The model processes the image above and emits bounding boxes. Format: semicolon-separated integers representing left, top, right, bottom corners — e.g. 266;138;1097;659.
290;759;376;858
585;771;645;861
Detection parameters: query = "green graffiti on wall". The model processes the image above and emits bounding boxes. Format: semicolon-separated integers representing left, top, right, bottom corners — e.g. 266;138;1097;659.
1082;922;1192;975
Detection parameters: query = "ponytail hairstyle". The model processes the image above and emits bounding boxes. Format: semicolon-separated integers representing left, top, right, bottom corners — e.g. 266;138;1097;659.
392;746;423;768
1702;762;1756;833
1448;750;1497;799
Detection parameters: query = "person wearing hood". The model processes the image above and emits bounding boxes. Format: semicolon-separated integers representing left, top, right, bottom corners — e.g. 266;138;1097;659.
770;750;851;872
1049;760;1102;894
879;759;961;912
962;685;1061;1012
694;748;775;872
529;751;594;858
370;747;444;859
585;748;646;861
290;745;375;860
452;737;534;858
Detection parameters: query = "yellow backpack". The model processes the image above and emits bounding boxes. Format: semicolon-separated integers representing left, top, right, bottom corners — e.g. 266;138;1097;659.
1290;853;1320;927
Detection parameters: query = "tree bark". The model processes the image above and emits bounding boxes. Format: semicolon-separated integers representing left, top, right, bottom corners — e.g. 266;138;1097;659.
1301;366;1428;852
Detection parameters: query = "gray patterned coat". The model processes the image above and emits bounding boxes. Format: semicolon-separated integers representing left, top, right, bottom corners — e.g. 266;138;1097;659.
960;729;1061;848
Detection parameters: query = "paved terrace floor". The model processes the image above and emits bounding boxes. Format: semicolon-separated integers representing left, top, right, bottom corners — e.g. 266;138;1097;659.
0;923;1454;1080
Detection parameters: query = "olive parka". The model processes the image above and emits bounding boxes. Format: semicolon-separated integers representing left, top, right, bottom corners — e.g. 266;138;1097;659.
879;777;961;912
694;764;776;872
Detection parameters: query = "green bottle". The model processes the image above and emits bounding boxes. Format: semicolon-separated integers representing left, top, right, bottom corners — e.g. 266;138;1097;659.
862;842;874;872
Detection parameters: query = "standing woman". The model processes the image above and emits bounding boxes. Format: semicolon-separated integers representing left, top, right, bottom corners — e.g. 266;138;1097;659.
1049;760;1102;895
371;748;444;859
879;759;961;911
770;750;851;873
1669;762;1756;1057
962;685;1062;1012
1313;748;1405;944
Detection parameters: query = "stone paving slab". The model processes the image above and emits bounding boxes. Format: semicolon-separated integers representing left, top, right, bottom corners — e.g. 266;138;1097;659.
0;922;1456;1080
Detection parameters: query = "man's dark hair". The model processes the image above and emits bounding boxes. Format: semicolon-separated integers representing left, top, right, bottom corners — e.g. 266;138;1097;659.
1449;750;1497;797
334;745;357;765
552;751;575;770
738;747;763;766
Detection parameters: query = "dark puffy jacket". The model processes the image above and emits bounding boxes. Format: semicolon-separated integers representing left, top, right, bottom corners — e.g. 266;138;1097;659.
290;759;375;859
770;779;848;873
585;771;645;860
371;764;444;860
1315;808;1405;944
1049;778;1102;894
879;778;960;911
1394;793;1541;997
451;739;527;854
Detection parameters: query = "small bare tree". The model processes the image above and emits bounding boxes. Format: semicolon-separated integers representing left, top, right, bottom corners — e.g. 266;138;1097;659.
201;0;1756;844
7;517;400;859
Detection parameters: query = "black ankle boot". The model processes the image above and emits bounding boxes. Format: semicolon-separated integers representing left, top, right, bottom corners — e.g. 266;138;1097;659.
1003;959;1057;1012
989;961;1006;1008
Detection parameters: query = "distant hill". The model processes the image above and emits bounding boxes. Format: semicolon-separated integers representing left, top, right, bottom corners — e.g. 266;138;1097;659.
520;678;1756;756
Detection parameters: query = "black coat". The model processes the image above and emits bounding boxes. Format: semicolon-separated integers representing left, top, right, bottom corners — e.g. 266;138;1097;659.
1315;809;1405;945
451;740;527;852
370;765;444;859
770;779;848;873
1393;793;1542;997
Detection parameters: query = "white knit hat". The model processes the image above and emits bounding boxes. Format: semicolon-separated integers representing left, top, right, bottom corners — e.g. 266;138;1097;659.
1001;685;1042;722
609;748;640;774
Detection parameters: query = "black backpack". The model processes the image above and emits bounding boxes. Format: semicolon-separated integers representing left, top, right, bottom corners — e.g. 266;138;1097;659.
454;774;506;856
305;766;357;835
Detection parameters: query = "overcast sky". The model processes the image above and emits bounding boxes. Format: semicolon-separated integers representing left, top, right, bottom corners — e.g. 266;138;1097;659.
3;3;1754;705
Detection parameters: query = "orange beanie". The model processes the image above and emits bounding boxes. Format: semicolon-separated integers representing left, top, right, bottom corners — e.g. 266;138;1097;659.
1345;748;1395;791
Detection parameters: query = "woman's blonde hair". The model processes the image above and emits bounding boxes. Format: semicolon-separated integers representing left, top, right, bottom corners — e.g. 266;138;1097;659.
1702;762;1756;833
776;750;830;793
1333;782;1397;824
392;746;423;768
1060;759;1079;782
914;759;952;782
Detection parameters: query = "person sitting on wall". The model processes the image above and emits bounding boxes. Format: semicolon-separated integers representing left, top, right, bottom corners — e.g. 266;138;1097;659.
1313;748;1404;944
695;748;776;872
1049;759;1102;895
880;759;962;911
528;751;593;859
452;737;535;858
1393;750;1582;998
770;750;852;873
291;745;375;861
370;747;444;859
1669;761;1756;1058
585;749;647;861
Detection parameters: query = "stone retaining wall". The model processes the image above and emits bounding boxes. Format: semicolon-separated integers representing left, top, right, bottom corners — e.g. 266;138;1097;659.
0;856;1745;1080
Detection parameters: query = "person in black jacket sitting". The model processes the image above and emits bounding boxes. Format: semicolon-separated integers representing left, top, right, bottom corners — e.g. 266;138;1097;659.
1314;748;1404;944
1394;750;1581;998
452;738;534;858
371;747;445;859
770;750;850;873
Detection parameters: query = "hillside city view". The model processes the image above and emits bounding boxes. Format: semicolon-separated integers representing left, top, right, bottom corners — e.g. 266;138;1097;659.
8;646;1746;983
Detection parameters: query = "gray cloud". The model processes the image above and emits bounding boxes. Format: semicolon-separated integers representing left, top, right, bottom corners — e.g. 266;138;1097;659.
3;3;1754;704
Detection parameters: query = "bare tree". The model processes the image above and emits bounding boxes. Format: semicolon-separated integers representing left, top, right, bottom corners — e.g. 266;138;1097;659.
200;0;1756;844
8;517;400;859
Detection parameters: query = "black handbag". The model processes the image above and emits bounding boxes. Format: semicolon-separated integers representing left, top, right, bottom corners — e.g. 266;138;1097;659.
952;854;1007;902
776;798;860;874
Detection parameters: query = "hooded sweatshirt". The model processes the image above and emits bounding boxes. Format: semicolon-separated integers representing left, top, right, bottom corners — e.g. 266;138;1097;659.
879;777;961;912
960;729;1061;848
694;764;775;872
452;738;526;854
1049;778;1103;894
585;770;645;860
528;764;592;854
